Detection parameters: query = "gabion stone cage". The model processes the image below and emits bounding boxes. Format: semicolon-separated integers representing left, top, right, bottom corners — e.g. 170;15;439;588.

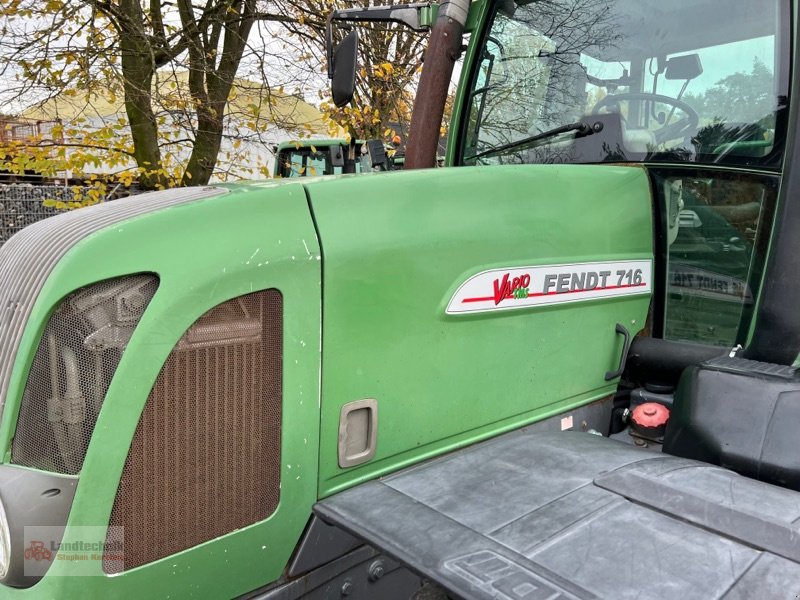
0;184;140;247
0;185;67;245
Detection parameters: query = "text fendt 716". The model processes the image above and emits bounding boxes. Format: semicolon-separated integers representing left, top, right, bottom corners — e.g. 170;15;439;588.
1;0;800;598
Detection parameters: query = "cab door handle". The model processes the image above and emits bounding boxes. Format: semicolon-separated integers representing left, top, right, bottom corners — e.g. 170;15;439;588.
605;323;632;381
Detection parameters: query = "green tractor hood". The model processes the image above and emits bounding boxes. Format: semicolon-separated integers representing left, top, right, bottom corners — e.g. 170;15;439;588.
0;164;652;597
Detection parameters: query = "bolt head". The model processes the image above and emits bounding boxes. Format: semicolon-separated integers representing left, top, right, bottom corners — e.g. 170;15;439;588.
368;560;386;581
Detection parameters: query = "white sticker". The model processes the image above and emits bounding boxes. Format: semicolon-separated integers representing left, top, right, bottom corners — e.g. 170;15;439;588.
447;260;652;314
560;415;574;431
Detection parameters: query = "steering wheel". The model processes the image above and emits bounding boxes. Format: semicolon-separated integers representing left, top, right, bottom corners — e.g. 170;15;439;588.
591;93;699;144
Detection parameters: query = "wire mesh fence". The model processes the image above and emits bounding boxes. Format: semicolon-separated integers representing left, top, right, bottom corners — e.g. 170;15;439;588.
0;184;138;247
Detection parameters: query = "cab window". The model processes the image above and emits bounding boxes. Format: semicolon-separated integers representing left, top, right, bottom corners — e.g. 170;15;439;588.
655;170;778;346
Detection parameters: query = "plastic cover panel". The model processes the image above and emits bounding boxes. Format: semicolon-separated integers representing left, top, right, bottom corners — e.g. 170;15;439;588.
12;275;159;474
664;359;800;490
104;289;283;573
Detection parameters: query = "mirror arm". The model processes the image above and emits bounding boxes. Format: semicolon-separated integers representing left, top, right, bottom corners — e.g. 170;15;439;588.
325;12;337;79
331;4;432;30
327;3;432;79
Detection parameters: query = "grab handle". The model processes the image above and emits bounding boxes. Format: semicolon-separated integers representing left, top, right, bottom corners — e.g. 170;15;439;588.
605;323;632;381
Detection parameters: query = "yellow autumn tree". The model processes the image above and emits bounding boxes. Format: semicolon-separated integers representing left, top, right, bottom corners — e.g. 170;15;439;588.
0;0;319;193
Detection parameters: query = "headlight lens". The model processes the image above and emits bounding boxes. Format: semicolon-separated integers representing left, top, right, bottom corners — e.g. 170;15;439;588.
0;496;9;580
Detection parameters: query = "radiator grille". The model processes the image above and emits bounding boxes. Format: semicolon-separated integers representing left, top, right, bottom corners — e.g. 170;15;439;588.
104;289;283;573
11;275;159;474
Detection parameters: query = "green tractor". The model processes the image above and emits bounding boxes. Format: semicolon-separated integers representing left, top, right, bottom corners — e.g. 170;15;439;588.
1;0;799;598
273;138;404;178
273;138;353;177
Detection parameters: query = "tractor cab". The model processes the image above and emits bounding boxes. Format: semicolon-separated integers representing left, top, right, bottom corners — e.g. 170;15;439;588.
314;1;800;596
456;0;786;348
273;138;403;177
273;139;356;177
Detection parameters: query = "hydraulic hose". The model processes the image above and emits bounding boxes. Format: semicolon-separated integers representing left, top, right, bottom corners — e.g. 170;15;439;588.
61;346;86;473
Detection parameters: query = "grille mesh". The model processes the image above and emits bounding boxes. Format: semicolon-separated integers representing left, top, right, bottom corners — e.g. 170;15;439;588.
104;289;283;573
11;275;159;474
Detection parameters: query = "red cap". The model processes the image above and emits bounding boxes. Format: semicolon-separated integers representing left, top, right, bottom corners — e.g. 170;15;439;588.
631;402;670;437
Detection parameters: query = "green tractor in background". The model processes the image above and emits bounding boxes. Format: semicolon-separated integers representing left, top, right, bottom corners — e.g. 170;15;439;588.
273;138;354;178
0;0;799;598
273;133;407;178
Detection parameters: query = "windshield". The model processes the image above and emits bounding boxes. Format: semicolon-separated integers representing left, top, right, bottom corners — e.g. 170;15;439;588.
460;0;787;168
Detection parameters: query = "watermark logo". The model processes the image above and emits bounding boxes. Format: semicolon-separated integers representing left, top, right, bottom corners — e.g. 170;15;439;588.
24;541;53;562
24;526;124;576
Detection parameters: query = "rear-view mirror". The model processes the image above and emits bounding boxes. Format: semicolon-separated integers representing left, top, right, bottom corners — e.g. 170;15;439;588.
665;54;703;81
332;30;359;108
326;4;431;108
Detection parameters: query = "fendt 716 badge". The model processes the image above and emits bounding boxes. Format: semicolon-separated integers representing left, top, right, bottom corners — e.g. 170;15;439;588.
447;260;652;314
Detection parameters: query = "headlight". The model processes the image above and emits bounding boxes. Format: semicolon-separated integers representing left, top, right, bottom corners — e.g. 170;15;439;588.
0;496;9;581
0;466;78;588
